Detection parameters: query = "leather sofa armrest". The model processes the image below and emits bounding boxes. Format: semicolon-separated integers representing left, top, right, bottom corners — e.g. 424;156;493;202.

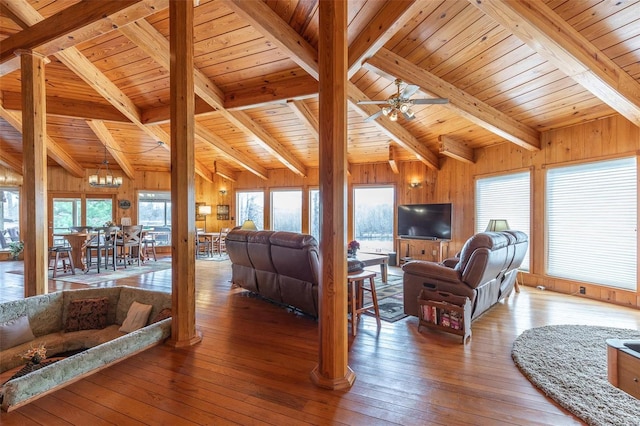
441;257;460;268
402;260;461;284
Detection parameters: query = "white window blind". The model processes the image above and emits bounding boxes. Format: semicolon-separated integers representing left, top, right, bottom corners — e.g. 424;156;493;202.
546;157;637;290
475;171;531;271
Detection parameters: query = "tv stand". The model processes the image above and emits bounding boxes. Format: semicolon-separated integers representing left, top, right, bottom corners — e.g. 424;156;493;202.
397;237;450;264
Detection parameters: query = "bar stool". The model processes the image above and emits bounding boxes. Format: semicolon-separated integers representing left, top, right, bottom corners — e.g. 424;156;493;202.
347;270;381;336
142;235;157;261
48;246;76;278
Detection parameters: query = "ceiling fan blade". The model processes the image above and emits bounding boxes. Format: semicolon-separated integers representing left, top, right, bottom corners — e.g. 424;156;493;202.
401;84;420;99
364;109;384;122
412;98;449;105
357;100;390;105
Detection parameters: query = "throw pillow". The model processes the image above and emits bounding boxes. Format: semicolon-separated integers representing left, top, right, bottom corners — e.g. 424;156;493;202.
65;297;109;332
150;307;172;324
119;301;153;333
0;315;36;350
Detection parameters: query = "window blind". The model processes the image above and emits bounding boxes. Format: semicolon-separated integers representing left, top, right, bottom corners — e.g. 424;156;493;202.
546;157;637;290
475;171;531;271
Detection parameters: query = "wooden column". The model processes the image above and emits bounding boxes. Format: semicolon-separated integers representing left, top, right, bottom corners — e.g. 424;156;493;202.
311;0;355;389
168;0;201;347
18;50;48;297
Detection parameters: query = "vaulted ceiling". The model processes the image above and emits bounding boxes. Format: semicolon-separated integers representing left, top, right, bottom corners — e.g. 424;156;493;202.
1;0;639;183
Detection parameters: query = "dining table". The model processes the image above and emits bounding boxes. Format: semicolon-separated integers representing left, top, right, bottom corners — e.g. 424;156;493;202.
53;232;91;271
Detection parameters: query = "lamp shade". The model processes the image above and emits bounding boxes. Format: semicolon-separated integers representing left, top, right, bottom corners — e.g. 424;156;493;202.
241;219;258;230
485;219;510;232
198;205;212;215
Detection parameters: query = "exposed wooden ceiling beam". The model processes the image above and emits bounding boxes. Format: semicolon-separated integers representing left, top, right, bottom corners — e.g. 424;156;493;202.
120;18;288;178
347;0;424;79
0;1;139;64
0;3;29;30
470;0;640;128
223;0;319;80
194;126;269;180
86;120;136;180
348;83;439;170
213;161;238;182
287;100;319;140
0;147;23;174
226;110;308;177
439;135;474;164
364;48;541;151
0;0;168;77
2;91;129;122
388;145;400;174
0;105;85;177
224;0;445;168
225;76;318;111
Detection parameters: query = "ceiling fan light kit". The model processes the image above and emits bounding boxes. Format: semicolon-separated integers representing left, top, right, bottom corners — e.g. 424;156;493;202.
359;78;448;122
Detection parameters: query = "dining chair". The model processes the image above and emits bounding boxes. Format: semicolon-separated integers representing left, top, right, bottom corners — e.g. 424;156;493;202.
117;225;143;267
85;226;118;273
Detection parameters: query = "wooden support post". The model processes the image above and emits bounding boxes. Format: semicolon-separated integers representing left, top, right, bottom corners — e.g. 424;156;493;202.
311;0;355;390
168;0;201;348
18;50;48;297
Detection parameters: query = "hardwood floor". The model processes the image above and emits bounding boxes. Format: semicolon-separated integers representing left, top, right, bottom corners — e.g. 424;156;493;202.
1;259;639;425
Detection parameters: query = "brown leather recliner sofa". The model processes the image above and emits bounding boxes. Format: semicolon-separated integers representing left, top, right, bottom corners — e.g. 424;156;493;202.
402;230;528;320
225;228;320;317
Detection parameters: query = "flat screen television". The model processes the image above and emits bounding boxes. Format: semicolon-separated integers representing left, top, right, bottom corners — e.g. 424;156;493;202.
397;203;452;240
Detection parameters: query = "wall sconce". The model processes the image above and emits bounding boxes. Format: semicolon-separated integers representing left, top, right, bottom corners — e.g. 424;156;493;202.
409;181;422;189
219;189;227;196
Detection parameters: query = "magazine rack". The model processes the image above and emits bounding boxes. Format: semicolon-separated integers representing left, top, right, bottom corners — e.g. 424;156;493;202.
417;289;472;344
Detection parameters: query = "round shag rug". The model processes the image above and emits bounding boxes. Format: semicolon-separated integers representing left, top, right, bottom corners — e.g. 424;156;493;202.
512;325;640;426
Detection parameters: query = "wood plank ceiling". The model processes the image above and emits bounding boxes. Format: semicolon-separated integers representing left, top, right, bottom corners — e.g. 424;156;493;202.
1;0;639;181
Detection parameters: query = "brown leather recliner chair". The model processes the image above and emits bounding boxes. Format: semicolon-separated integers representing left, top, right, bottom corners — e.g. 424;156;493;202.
226;228;320;317
402;230;528;320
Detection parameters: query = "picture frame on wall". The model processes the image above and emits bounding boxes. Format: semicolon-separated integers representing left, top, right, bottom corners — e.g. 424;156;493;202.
217;204;229;220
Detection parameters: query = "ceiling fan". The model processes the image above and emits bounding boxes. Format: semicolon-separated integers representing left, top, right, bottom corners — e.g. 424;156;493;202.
358;79;448;122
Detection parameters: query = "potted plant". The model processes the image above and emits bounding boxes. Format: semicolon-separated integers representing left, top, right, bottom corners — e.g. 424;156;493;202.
9;240;24;260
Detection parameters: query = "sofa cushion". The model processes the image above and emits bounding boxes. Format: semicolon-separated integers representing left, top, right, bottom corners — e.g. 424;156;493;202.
0;315;35;350
64;298;109;332
119;301;152;333
151;307;172;324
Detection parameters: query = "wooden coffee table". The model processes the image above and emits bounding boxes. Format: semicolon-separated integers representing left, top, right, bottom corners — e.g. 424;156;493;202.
354;252;389;283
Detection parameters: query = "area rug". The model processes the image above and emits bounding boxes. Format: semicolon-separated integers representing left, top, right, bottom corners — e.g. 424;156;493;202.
512;325;640;426
197;254;229;262
50;260;171;285
363;274;407;323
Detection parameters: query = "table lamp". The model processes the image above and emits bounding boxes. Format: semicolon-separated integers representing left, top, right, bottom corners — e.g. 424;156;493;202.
485;219;510;232
241;219;258;230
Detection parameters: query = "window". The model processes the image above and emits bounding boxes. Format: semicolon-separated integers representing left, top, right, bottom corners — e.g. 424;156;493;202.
86;197;114;227
475;171;531;271
237;191;264;230
0;188;20;249
309;189;320;241
52;197;82;234
138;191;171;227
353;186;394;252
271;190;302;232
546;157;637;290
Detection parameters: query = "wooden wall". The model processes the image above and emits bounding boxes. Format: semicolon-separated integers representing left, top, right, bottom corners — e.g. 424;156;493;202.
1;114;638;306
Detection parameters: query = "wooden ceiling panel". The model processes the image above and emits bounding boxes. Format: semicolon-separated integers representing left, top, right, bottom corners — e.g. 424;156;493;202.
0;0;637;177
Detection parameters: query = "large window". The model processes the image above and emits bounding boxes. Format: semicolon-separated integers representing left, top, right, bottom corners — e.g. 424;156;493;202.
475;171;531;271
237;191;264;230
353;186;394;252
52;197;82;234
138;191;171;227
271;190;302;232
86;198;114;227
0;188;20;249
546;157;637;290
